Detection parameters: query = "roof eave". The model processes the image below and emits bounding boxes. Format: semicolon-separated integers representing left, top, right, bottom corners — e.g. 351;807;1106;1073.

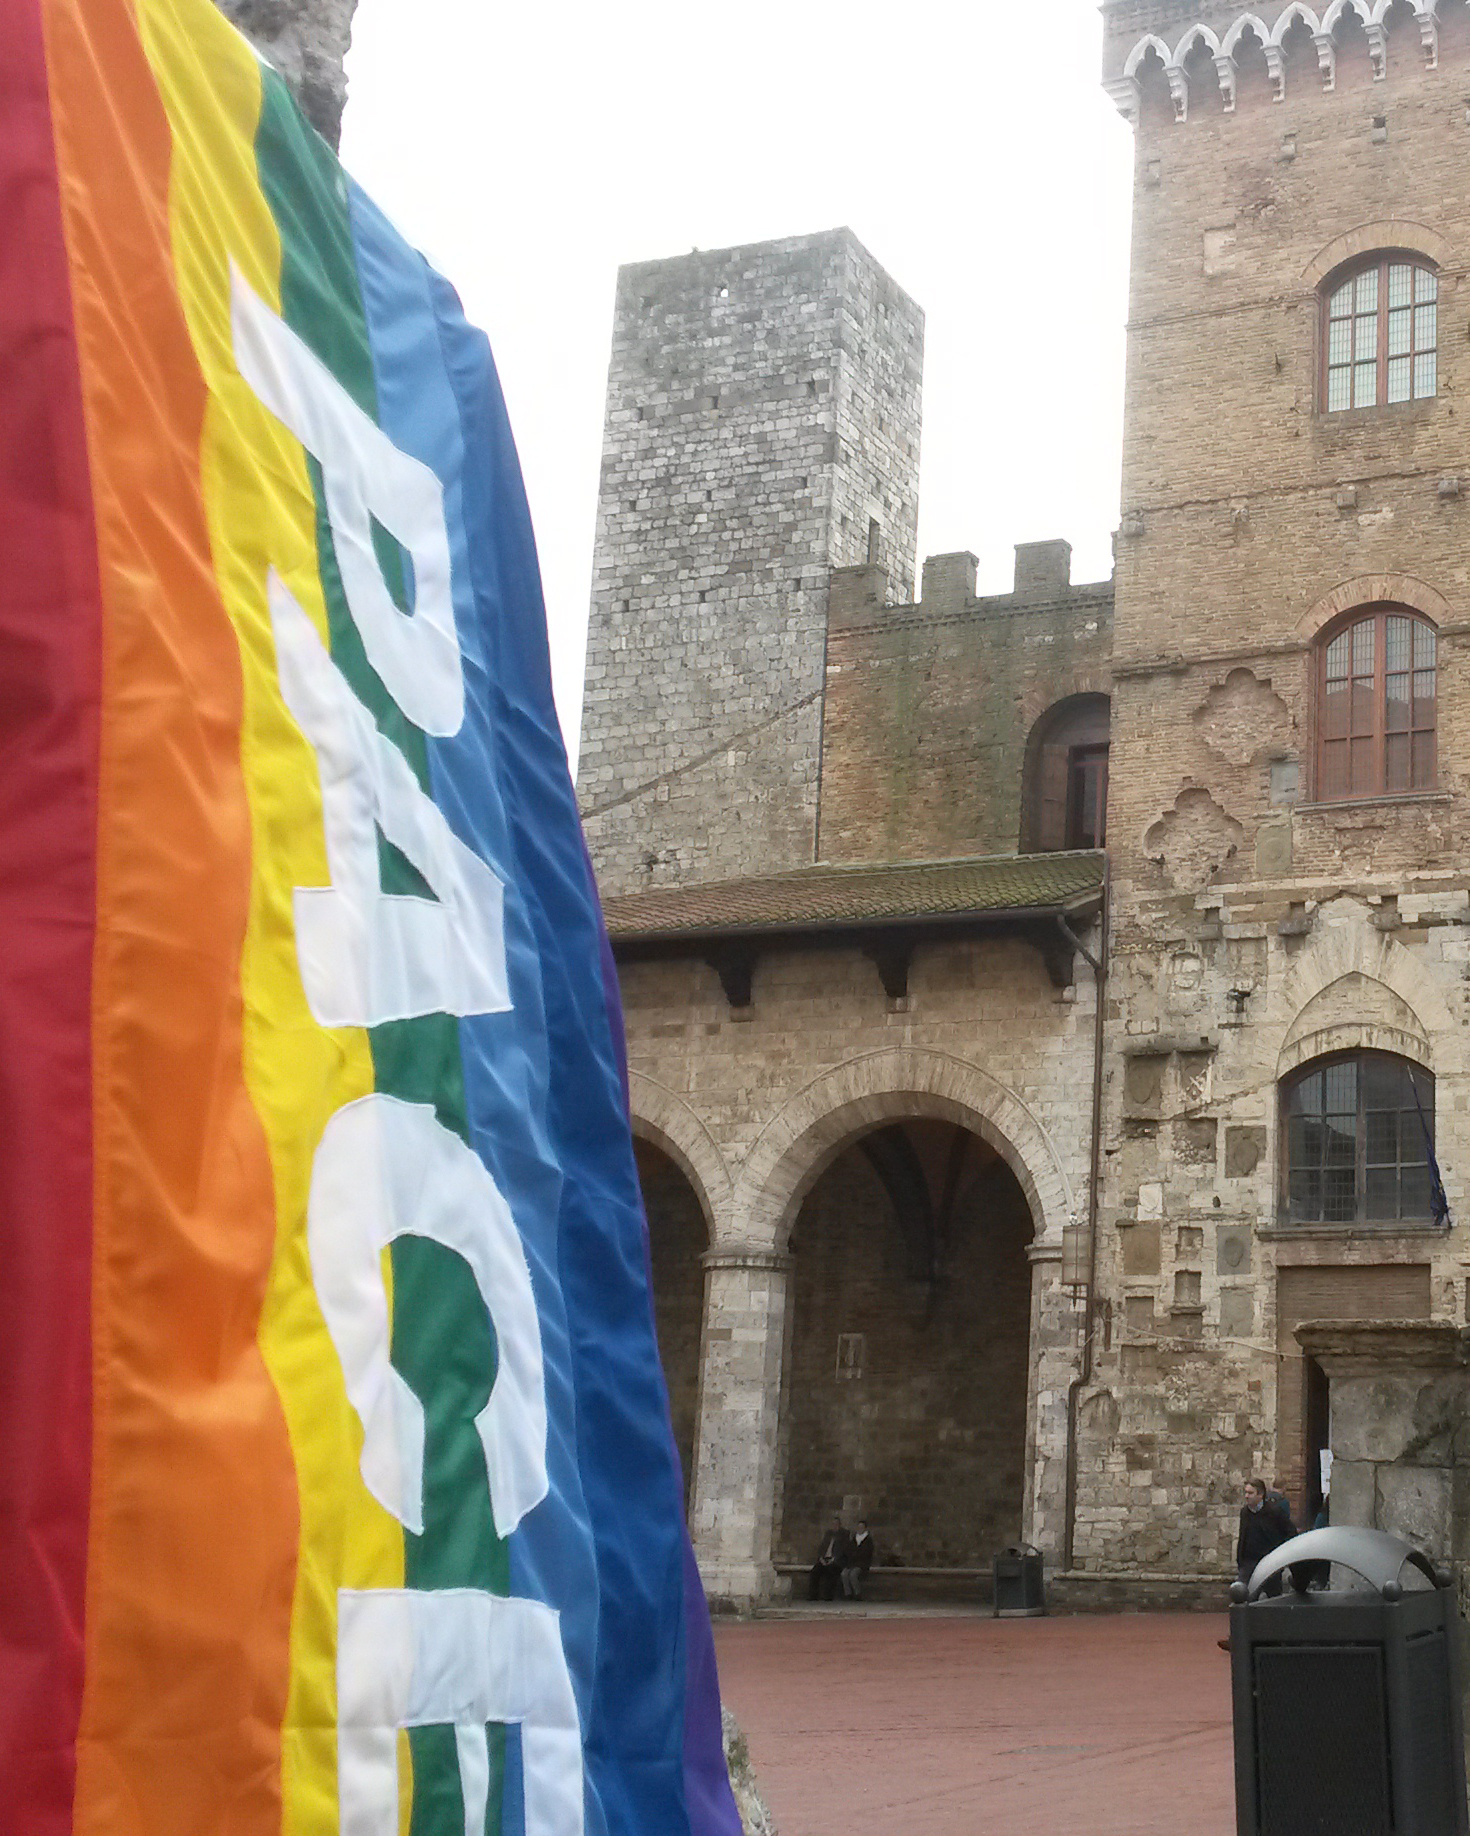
606;887;1103;951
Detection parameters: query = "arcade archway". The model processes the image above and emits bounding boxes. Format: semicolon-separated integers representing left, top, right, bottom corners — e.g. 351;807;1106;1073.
634;1138;707;1506
774;1118;1035;1572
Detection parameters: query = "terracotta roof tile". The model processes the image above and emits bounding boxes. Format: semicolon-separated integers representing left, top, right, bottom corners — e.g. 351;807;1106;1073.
603;851;1105;940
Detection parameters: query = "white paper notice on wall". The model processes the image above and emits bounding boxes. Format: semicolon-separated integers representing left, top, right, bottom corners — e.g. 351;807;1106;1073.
1320;1448;1333;1496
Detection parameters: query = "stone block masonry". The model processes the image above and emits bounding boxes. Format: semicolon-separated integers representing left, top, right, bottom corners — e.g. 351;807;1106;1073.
579;230;923;896
214;0;358;146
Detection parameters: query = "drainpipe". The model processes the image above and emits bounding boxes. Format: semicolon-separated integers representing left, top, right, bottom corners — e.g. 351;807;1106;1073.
1059;855;1110;1574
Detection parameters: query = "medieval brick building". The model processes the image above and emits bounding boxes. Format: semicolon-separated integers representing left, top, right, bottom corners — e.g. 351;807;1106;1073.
581;0;1470;1606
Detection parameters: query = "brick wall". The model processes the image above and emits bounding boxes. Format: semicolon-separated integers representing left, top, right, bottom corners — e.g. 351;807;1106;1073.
1070;0;1470;1579
1107;4;1470;920
819;545;1113;863
578;230;923;895
776;1137;1034;1570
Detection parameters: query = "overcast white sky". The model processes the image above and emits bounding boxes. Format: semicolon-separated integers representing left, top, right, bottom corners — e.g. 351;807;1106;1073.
339;0;1137;772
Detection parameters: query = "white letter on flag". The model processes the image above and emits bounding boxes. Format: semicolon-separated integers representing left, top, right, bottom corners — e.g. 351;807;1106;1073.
233;272;584;1836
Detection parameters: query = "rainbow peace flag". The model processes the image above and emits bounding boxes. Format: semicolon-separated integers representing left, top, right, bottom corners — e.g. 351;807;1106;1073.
0;2;741;1833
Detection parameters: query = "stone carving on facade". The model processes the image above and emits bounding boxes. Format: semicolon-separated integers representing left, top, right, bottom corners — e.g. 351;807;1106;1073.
1143;787;1247;890
1193;669;1293;769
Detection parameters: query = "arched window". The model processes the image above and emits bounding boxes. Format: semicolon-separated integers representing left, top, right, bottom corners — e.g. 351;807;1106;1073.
1020;694;1109;853
1322;255;1437;413
1316;606;1436;800
1281;1051;1443;1227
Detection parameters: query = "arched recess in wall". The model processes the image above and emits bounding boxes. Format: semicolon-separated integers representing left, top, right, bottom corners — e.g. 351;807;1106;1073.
1019;692;1111;854
1303;221;1453;290
626;1076;731;1507
1268;922;1463;1079
1277;970;1433;1078
731;1046;1074;1253
776;1115;1035;1571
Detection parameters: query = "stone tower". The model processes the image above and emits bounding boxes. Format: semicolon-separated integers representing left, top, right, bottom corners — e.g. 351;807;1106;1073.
215;0;357;146
1084;0;1470;1560
578;229;923;896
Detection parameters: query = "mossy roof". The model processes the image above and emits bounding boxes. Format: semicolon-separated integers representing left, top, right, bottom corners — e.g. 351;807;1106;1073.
603;850;1105;941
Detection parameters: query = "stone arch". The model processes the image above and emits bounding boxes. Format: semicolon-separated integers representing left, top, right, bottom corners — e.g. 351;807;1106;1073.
1271;3;1324;42
1322;0;1371;29
1113;3;1444;121
1124;33;1173;78
731;1048;1075;1253
1292;572;1456;644
1268;921;1464;1079
1223;12;1275;55
1174;22;1223;59
1303;222;1453;288
1277;971;1433;1077
627;1071;731;1236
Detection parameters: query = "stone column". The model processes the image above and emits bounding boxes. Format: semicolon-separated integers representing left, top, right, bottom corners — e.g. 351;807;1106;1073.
689;1246;790;1608
1024;1241;1074;1559
1295;1320;1469;1563
1298;1320;1470;1772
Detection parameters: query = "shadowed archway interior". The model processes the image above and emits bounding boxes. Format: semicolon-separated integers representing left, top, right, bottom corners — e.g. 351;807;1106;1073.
634;1139;707;1508
775;1119;1034;1572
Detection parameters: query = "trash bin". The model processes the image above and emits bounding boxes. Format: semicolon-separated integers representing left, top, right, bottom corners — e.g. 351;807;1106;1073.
1229;1525;1468;1836
992;1544;1045;1619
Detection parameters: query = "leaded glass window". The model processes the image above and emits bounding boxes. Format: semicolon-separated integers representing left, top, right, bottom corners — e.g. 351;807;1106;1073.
1324;259;1436;413
1282;1053;1438;1227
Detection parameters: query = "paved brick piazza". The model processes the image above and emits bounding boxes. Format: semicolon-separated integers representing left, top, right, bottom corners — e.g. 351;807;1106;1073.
714;1611;1235;1836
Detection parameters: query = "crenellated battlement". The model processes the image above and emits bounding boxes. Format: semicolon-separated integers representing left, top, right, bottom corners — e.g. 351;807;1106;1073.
1104;0;1453;124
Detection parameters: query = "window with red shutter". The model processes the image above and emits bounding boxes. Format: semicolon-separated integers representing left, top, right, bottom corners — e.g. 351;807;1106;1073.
1317;607;1436;801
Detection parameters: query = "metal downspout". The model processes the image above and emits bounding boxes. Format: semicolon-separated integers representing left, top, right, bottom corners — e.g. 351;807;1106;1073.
1059;855;1109;1573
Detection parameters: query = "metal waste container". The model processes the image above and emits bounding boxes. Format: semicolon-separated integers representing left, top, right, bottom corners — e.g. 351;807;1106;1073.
1229;1525;1467;1836
992;1544;1045;1618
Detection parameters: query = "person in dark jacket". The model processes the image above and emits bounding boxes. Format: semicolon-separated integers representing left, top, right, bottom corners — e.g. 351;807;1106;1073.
808;1515;849;1601
1236;1476;1296;1595
841;1521;875;1600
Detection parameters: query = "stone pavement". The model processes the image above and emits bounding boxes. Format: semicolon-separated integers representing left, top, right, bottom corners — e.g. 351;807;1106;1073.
713;1611;1235;1836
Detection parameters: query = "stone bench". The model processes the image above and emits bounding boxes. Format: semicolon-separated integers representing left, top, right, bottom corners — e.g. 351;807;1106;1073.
774;1562;991;1603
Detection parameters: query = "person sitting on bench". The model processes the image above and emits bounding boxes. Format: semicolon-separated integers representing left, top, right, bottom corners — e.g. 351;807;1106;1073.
841;1521;875;1600
808;1515;849;1600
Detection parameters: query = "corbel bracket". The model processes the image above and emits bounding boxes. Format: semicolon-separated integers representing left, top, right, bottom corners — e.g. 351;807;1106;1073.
863;938;914;1003
706;945;757;1010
